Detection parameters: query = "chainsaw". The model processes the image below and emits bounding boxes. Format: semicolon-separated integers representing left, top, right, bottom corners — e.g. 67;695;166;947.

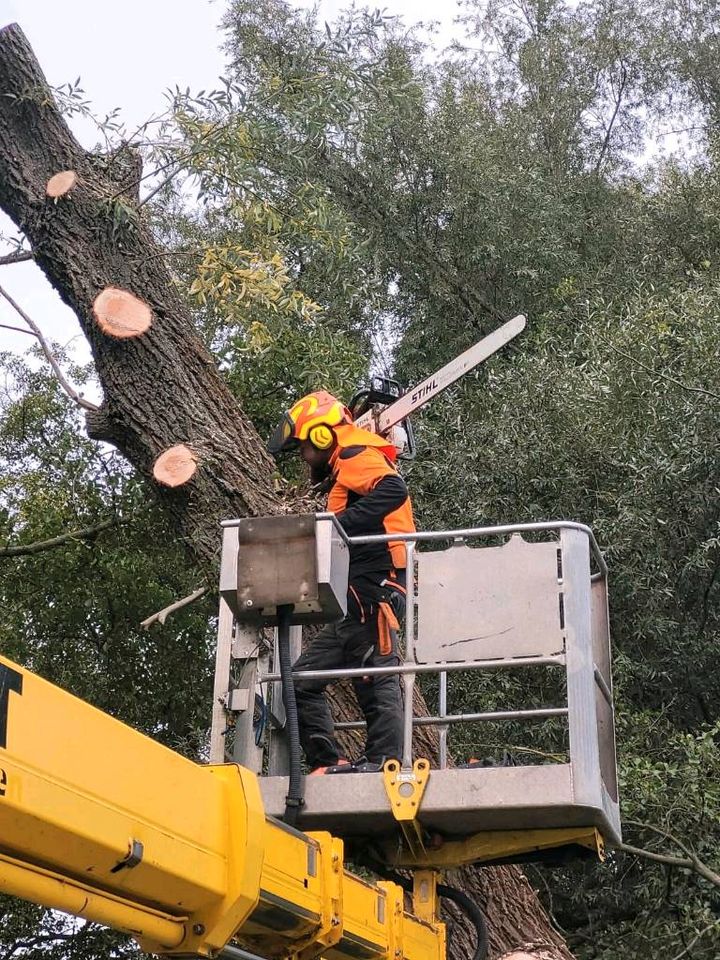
349;314;526;456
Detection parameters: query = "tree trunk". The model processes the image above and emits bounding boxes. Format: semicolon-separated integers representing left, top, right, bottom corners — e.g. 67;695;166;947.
0;23;278;576
328;683;573;960
0;22;574;960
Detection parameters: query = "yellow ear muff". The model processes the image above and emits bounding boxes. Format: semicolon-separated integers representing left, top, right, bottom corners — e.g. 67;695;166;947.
309;424;334;450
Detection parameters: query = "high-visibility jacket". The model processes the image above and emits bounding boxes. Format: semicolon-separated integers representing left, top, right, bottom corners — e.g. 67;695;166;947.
327;423;415;574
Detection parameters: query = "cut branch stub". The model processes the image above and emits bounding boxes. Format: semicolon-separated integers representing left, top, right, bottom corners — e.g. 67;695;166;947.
153;444;198;487
46;170;78;198
92;286;153;339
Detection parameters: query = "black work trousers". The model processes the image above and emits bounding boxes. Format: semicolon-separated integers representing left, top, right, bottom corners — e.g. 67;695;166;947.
293;572;405;769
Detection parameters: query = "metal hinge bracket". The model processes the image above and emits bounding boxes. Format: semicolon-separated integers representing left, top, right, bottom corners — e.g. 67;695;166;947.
382;758;430;860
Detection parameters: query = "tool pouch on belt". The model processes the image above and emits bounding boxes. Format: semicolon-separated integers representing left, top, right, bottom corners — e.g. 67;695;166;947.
347;571;406;658
377;601;400;656
377;571;406;656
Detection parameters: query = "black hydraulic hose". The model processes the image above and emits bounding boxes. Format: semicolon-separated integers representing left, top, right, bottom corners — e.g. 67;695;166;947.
277;603;304;826
436;881;488;960
378;869;488;960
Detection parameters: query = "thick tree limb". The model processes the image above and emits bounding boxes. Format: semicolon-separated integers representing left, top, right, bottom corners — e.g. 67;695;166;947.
141;586;208;629
0;519;116;558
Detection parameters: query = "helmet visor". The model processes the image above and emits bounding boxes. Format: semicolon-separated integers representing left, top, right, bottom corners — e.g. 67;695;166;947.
267;412;299;456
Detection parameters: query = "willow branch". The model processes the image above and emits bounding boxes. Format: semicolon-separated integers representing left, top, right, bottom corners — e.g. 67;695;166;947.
670;921;718;960
125;118;228;208
0;283;99;411
0;321;33;335
626;819;695;858
613;836;720;889
0;519;116;558
601;336;720;401
141;586;208;629
0;250;32;266
594;63;627;175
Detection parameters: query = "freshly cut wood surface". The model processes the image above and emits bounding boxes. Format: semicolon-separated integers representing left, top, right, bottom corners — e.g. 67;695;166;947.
92;286;153;338
153;444;198;487
46;169;77;197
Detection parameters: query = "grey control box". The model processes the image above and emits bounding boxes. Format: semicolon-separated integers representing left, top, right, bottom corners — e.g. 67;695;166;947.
219;514;349;625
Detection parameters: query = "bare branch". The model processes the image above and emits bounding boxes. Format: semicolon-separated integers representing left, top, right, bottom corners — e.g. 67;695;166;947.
594;63;627;175
0;283;99;411
628;821;720;887
615;841;694;869
669;921;718;960
626;819;696;859
592;327;720;402
0;519;116;558
136;164;189;210
0;321;34;336
0;250;32;266
141;586;208;629
612;836;720;889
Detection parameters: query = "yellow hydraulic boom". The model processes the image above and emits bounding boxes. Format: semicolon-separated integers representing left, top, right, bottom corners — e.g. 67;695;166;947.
0;656;445;960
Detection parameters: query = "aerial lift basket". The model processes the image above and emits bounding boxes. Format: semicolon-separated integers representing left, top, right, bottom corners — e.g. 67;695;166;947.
214;516;621;866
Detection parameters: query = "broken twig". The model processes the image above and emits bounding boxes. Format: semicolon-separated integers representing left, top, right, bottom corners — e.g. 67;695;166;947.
141;587;208;629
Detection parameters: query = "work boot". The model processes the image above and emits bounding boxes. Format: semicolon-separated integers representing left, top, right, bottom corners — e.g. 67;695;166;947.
327;756;386;774
353;759;385;773
460;751;518;769
460;756;496;768
309;758;352;776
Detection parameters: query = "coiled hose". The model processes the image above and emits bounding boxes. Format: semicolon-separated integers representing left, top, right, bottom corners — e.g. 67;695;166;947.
380;869;488;960
277;604;304;826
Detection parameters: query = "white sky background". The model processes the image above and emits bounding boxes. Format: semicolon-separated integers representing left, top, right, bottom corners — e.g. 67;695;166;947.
0;0;458;373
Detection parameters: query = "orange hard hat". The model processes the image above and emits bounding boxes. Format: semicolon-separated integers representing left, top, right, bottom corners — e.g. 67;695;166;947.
268;390;352;455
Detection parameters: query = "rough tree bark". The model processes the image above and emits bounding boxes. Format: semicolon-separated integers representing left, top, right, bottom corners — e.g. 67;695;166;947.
0;22;573;960
329;685;573;959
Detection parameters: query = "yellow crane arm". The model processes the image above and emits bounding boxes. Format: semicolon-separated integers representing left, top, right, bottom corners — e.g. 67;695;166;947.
0;656;444;960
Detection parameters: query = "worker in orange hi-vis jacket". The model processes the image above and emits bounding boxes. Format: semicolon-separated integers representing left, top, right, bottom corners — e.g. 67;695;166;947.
268;390;415;774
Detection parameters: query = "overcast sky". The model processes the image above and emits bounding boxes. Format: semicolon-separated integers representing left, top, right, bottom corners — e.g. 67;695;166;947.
0;0;458;370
